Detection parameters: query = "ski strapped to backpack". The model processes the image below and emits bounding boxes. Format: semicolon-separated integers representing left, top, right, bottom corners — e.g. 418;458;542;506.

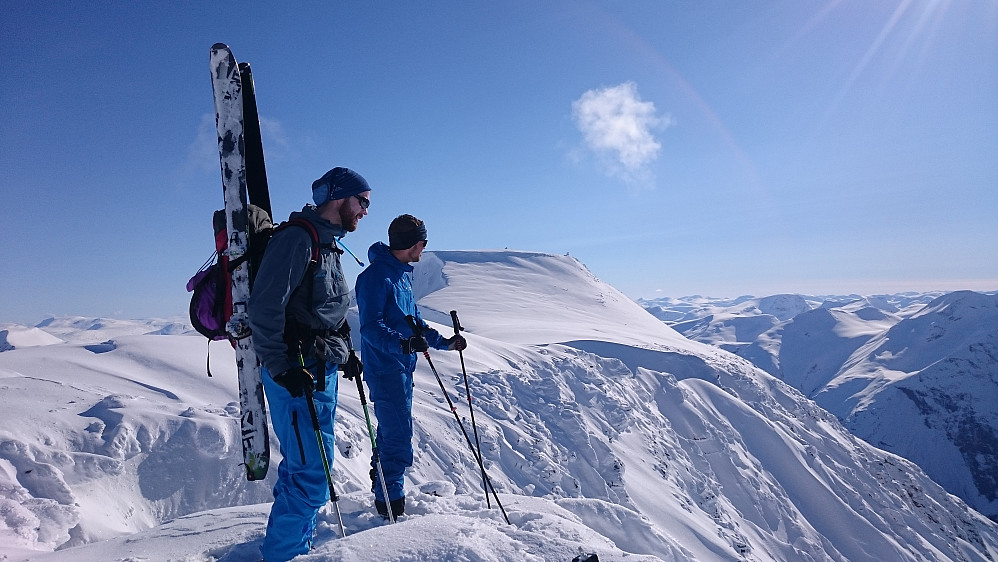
187;205;273;375
189;207;271;338
187;215;331;356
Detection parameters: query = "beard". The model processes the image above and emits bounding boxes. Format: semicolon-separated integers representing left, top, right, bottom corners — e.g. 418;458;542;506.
338;205;361;232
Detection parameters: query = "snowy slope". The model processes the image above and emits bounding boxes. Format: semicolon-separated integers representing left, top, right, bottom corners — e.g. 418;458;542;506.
642;290;998;523
662;295;822;379
0;326;63;351
823;291;998;522
1;252;997;561
414;250;690;347
775;303;902;396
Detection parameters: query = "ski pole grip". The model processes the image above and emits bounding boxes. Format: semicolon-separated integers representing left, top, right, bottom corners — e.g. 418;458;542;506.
450;310;463;335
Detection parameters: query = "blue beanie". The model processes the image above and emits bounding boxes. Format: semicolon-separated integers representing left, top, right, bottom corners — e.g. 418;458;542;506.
311;167;370;206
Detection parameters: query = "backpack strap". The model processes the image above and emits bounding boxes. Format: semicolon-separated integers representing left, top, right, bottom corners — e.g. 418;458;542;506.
274;218;320;262
274;218;343;263
274;217;344;391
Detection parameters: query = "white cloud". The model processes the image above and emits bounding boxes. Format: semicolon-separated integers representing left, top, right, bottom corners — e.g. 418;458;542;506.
259;116;293;161
572;82;670;185
184;113;220;177
176;113;294;190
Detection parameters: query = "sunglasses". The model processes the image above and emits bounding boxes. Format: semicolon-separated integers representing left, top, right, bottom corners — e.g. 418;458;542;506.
353;194;370;210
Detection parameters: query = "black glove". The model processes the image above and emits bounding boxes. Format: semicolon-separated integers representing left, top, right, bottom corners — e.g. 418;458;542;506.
340;351;363;381
402;334;429;355
272;367;314;398
444;335;467;351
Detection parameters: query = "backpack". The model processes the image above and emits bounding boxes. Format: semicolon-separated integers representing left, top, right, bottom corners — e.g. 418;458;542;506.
186;207;320;375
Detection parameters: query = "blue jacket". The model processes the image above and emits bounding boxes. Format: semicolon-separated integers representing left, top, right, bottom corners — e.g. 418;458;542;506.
356;242;445;376
249;205;351;376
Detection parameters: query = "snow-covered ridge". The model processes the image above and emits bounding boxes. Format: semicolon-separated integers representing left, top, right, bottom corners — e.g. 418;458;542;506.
1;251;997;561
416;250;690;348
0;326;63;351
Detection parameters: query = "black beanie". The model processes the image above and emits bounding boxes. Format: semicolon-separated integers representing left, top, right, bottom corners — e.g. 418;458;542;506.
388;214;427;250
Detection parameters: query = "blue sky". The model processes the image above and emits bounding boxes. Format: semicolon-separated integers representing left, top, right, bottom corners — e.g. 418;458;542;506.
2;1;996;325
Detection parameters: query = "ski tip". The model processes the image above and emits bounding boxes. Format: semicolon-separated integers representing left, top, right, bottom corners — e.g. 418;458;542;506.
211;42;230;51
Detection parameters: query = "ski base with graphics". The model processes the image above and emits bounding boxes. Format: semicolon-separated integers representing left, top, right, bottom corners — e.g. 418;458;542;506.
209;42;270;481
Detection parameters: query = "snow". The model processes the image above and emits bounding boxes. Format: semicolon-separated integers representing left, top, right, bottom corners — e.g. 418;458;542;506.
1;250;997;561
0;326;63;351
643;288;998;525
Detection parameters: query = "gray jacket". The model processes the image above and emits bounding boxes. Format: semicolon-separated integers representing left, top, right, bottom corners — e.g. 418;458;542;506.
249;205;351;376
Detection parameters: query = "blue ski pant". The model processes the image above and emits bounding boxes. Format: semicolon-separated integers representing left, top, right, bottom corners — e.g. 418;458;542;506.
260;359;337;562
367;368;414;503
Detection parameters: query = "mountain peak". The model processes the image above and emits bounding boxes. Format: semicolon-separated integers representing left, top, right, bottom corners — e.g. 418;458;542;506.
414;250;689;348
915;290;998;320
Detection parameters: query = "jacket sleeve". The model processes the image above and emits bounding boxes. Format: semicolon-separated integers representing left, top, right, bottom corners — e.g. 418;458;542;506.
429;330;448;350
414;309;447;350
248;228;313;376
358;273;408;355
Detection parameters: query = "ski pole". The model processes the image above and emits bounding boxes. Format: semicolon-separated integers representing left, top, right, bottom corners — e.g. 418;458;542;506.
297;347;347;537
345;348;395;523
450;310;489;507
303;385;347;537
406;316;510;524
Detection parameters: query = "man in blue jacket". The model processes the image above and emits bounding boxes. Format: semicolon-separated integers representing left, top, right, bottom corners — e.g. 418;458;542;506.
248;167;370;561
355;214;466;520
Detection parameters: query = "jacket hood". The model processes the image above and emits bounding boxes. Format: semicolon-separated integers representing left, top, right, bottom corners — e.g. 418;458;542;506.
289;204;346;241
367;241;412;272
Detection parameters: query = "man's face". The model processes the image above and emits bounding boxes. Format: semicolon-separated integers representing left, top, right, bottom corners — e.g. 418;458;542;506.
338;191;370;232
401;239;427;263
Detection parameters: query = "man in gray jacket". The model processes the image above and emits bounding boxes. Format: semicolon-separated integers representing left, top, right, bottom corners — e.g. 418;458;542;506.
248;167;370;561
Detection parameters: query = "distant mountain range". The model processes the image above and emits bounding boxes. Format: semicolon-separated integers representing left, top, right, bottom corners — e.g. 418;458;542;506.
640;289;998;521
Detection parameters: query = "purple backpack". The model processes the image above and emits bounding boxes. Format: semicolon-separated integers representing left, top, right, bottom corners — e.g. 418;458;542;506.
186;209;318;374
